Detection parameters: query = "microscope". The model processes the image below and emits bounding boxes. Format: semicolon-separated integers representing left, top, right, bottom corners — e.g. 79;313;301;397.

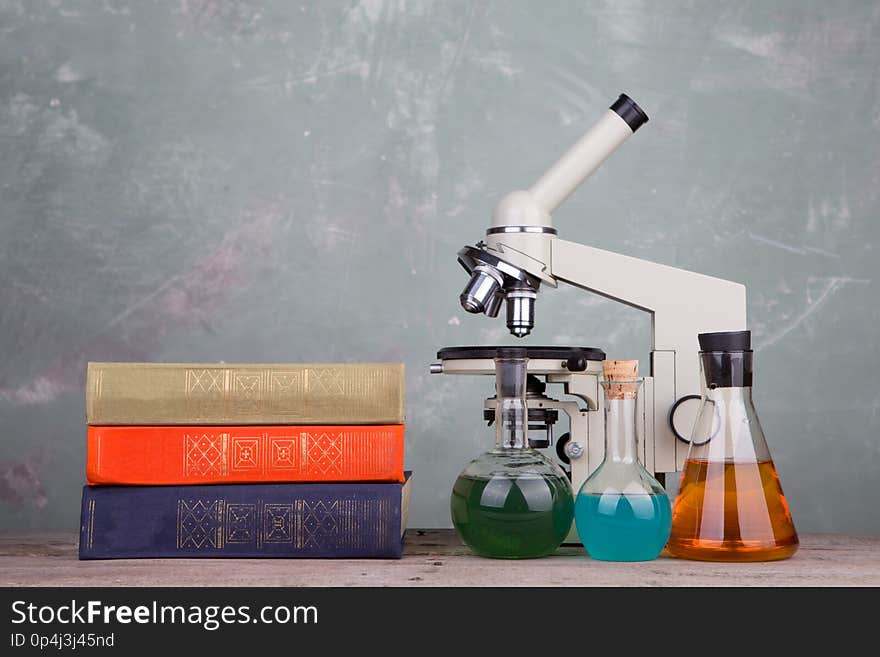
430;94;747;493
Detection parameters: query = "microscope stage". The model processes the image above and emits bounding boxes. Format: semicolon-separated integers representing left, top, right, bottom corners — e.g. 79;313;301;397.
435;346;605;376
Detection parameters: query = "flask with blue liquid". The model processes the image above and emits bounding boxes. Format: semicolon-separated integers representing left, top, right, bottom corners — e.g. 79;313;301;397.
575;360;671;561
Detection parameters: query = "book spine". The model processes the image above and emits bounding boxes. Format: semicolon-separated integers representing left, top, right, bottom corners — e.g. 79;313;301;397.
86;363;405;425
86;425;405;484
78;481;407;559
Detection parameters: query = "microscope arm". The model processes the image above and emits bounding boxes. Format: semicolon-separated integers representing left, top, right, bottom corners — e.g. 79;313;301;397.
551;239;747;350
551;238;747;471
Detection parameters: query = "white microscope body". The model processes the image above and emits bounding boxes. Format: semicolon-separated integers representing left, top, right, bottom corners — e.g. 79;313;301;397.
434;95;747;493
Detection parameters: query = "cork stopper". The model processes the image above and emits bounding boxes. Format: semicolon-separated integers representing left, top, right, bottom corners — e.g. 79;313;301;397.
602;360;640;400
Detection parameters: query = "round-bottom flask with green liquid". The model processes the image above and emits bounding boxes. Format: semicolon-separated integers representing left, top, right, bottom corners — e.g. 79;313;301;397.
451;451;574;559
450;349;574;559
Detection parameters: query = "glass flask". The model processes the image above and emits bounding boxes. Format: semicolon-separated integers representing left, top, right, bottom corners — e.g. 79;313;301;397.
574;360;671;561
450;348;574;559
667;330;799;562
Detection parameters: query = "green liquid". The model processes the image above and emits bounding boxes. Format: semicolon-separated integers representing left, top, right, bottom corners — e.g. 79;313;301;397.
450;473;574;559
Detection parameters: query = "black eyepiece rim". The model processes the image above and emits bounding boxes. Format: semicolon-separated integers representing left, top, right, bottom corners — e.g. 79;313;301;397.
610;93;649;132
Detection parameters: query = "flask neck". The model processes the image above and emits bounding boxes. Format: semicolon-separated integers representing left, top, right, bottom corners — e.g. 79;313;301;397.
494;355;529;450
603;394;639;464
701;350;753;388
495;398;529;450
705;386;753;403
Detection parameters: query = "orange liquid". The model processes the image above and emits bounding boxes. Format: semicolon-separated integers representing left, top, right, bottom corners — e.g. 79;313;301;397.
667;459;799;562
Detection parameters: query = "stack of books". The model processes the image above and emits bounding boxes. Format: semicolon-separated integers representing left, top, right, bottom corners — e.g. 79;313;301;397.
78;363;411;559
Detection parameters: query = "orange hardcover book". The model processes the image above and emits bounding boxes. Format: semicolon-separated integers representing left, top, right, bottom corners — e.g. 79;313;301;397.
87;425;405;485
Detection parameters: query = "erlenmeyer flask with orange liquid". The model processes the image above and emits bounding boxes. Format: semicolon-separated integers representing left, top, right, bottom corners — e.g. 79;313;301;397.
667;330;799;562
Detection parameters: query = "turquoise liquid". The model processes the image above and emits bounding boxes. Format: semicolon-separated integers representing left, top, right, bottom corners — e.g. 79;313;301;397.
575;492;671;562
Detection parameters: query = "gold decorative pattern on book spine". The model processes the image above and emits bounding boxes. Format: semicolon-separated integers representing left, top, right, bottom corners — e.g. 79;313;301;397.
217;499;225;549
177;499;224;549
89;368;103;423
88;363;403;423
273;437;296;470
183;434;229;478
268;369;306;417
225;503;255;544
297;500;340;549
231;436;260;471
172;494;396;552
227;434;301;474
180;366;360;419
298;429;396;477
87;499;95;549
377;497;386;552
304;432;344;475
256;500;264;549
185;368;227;420
232;371;262;416
177;429;397;479
264;504;294;543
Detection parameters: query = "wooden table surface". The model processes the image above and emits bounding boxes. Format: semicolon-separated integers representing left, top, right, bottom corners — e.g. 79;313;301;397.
1;530;878;587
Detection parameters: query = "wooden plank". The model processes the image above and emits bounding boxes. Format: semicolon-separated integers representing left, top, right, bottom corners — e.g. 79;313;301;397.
1;530;878;587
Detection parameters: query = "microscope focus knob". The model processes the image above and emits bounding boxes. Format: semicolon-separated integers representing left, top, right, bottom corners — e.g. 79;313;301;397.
556;433;571;464
564;440;585;461
565;356;588;372
669;394;703;443
556;433;584;464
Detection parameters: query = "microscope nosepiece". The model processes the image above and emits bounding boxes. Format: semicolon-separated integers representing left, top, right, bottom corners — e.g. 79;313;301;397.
506;286;537;337
459;265;504;314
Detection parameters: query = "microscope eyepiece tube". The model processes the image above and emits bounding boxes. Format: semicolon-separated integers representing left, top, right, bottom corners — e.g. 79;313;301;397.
529;94;648;214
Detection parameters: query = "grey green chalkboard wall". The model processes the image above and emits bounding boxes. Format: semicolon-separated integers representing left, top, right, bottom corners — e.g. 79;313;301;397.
1;1;878;535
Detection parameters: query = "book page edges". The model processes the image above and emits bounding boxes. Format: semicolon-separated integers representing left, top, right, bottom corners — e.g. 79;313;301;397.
400;472;413;538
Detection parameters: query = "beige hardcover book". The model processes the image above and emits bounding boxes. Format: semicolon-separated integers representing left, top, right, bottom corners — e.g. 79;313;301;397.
86;362;405;425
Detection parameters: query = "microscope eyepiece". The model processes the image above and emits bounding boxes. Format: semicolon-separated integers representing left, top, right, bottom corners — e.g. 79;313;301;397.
610;94;649;132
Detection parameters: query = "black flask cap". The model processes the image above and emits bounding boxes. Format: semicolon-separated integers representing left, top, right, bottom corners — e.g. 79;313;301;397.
698;330;751;352
698;330;753;388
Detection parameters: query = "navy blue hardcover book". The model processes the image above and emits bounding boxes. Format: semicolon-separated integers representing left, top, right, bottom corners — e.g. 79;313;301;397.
79;473;411;559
